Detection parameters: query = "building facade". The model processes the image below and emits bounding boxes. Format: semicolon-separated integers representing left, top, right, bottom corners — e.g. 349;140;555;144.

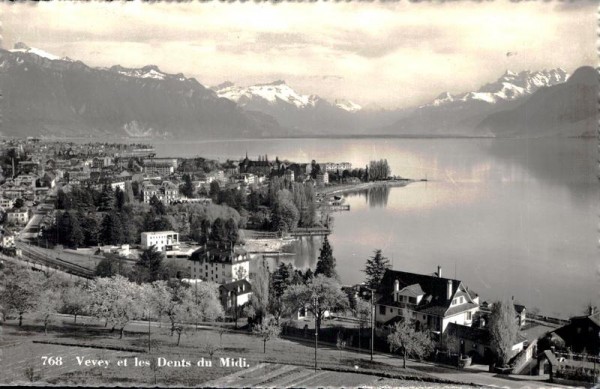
141;231;180;252
376;267;480;334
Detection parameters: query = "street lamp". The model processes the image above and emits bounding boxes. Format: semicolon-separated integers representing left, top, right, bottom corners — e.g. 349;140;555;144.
362;287;376;362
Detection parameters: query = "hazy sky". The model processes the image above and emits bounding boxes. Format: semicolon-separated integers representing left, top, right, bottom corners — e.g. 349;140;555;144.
0;1;596;108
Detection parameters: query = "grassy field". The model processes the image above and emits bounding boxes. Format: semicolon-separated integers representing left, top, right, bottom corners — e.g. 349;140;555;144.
0;315;441;386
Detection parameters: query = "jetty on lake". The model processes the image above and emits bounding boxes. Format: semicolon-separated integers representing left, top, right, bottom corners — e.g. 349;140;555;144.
289;227;332;237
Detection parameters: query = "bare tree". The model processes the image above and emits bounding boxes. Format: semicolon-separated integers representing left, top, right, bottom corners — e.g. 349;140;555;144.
253;317;281;353
386;311;434;368
61;284;90;324
36;289;61;335
282;275;349;333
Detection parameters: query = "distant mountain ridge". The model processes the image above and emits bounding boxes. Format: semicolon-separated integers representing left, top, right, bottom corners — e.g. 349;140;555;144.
0;42;593;139
477;66;598;138
425;69;568;107
212;80;369;134
0;43;283;139
384;68;570;136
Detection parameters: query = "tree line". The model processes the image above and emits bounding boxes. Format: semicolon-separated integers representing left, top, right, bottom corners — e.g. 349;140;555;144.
0;262;223;346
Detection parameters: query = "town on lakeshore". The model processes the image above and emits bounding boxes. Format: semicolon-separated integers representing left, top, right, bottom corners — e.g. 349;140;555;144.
0;137;598;387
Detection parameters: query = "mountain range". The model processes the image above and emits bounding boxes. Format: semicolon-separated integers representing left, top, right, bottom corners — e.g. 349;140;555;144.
478;66;598;138
381;69;573;137
0;43;596;139
0;43;282;139
212;80;409;134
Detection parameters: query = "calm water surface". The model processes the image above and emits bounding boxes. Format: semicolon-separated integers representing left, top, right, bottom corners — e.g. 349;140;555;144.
152;138;598;318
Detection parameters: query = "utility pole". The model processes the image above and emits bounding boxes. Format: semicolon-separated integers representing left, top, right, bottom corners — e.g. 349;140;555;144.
314;295;318;372
370;288;375;361
148;309;151;352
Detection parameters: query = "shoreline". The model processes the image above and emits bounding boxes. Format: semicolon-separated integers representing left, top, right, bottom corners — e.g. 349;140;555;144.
316;179;422;196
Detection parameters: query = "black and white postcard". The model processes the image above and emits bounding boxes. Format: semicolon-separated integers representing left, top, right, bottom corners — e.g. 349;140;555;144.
0;1;598;387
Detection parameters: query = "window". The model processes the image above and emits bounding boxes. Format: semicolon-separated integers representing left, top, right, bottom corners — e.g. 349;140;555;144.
459;297;463;304
452;299;457;305
408;297;417;304
466;311;472;320
380;306;386;315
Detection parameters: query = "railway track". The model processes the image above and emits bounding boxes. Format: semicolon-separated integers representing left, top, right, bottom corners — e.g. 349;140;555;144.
15;243;95;279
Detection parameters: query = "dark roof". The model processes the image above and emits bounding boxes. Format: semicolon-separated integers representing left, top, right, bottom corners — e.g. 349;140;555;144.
466;288;479;300
377;269;464;317
447;323;527;346
191;243;247;263
447;323;490;344
219;279;252;295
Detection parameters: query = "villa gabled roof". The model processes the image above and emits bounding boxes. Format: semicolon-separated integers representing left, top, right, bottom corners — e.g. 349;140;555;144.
219;279;252;295
377;269;472;318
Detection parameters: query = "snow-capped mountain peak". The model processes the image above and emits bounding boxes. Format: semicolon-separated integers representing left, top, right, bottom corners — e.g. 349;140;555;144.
430;92;455;106
422;68;569;108
214;80;363;113
10;42;69;61
335;99;362;112
108;64;187;81
214;80;320;109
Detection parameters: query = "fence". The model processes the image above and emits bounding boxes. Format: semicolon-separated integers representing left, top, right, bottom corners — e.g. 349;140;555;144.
526;313;570;326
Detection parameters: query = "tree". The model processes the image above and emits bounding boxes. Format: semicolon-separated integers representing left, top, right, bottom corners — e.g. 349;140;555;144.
364;249;390;290
224;218;239;245
99;185;115;212
89;276;141;339
95;254;127;278
249;258;270;324
315;236;337;279
209;181;220;201
253;317;281;353
268;263;295;323
61;284;90;323
36;289;61;335
14;197;25;209
149;195;166;215
354;298;372;350
189;281;224;325
271;190;299;232
136;245;164;283
368;159;391;181
488;299;518;366
100;212;124;245
148;281;173;328
282;275;349;332
210;218;226;243
0;266;43;326
115;187;126;211
58;211;85;248
387;312;434;368
180;174;195;198
56;189;72;210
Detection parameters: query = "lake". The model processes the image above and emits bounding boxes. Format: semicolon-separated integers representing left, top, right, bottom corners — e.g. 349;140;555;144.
152;137;599;318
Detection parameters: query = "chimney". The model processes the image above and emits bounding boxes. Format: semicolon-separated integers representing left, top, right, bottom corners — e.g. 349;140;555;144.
394;279;400;292
437;265;442;278
447;279;453;300
589;306;595;316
